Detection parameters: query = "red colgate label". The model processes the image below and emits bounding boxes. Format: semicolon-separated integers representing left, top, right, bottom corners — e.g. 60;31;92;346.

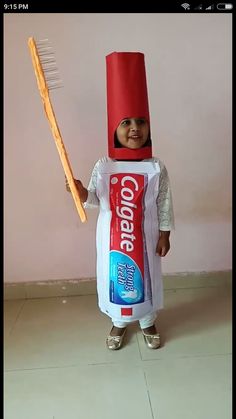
110;174;145;277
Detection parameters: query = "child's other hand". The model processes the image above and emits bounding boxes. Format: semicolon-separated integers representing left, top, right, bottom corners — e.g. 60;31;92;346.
156;231;170;257
65;176;88;202
65;176;82;192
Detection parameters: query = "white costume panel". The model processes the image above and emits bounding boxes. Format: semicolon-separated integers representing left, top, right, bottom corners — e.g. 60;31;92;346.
95;161;163;322
84;157;175;231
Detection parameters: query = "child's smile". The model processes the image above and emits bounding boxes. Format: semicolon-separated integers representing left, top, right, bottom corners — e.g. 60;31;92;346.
116;118;149;149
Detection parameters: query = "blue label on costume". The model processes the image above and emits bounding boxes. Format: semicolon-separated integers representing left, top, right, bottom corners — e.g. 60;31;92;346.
109;251;144;305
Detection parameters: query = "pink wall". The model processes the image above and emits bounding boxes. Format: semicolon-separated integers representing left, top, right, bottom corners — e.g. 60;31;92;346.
4;13;232;282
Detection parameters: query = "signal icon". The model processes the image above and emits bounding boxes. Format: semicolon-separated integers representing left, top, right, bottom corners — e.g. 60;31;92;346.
181;3;191;9
206;4;214;9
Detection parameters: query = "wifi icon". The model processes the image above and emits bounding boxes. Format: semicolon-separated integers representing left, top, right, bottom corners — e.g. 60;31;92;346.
181;3;191;9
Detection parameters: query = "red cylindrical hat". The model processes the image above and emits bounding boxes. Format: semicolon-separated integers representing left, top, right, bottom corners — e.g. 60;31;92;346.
106;52;152;160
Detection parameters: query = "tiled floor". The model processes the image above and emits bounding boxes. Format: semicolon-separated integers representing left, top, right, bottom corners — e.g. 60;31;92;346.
4;285;232;419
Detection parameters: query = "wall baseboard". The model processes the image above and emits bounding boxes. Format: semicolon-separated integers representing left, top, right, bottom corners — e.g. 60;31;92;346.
4;271;231;300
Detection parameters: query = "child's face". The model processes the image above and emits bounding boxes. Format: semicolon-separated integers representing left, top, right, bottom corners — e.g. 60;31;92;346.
116;118;149;149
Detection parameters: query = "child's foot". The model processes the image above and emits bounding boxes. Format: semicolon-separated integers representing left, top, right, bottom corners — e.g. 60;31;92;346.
141;324;161;349
106;326;126;350
142;325;158;335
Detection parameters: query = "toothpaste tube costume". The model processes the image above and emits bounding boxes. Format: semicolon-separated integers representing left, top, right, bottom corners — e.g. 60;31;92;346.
85;52;164;323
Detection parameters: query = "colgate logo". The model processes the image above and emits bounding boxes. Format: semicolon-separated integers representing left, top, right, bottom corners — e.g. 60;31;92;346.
110;174;145;263
116;176;138;252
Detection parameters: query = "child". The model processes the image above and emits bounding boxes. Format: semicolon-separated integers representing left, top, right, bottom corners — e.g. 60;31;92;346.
66;52;174;350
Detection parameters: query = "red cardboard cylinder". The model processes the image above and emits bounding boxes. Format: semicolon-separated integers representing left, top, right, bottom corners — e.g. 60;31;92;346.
106;52;152;160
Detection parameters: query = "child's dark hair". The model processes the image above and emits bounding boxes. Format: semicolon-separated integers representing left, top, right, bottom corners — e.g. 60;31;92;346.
114;131;152;148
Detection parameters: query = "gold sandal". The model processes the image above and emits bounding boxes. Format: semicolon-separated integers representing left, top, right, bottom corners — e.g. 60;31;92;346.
142;330;161;349
106;327;126;350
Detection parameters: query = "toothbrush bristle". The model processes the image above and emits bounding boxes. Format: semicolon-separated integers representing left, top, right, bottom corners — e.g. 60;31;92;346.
35;39;63;90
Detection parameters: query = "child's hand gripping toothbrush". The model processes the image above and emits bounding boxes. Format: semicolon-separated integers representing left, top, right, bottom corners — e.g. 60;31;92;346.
28;37;87;223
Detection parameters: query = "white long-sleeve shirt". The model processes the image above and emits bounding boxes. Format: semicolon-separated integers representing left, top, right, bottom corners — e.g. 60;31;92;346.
84;156;175;231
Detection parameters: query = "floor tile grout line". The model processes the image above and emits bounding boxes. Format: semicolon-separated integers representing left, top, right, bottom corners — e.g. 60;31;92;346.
4;359;144;373
4;360;142;373
136;331;144;361
4;353;232;373
7;300;26;337
143;370;155;419
4;364;80;373
164;284;232;290
138;352;232;363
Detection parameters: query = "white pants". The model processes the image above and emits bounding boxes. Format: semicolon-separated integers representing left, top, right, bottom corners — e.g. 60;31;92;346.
112;311;157;329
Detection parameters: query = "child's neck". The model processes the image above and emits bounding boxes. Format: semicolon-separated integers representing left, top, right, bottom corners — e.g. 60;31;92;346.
115;159;143;162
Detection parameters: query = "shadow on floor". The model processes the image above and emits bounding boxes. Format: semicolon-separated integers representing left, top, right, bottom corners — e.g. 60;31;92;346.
157;286;232;343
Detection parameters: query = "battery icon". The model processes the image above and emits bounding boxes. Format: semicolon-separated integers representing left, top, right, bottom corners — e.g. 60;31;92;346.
217;3;233;9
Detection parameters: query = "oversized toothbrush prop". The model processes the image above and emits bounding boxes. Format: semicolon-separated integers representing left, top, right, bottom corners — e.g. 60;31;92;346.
95;52;163;322
28;37;87;223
